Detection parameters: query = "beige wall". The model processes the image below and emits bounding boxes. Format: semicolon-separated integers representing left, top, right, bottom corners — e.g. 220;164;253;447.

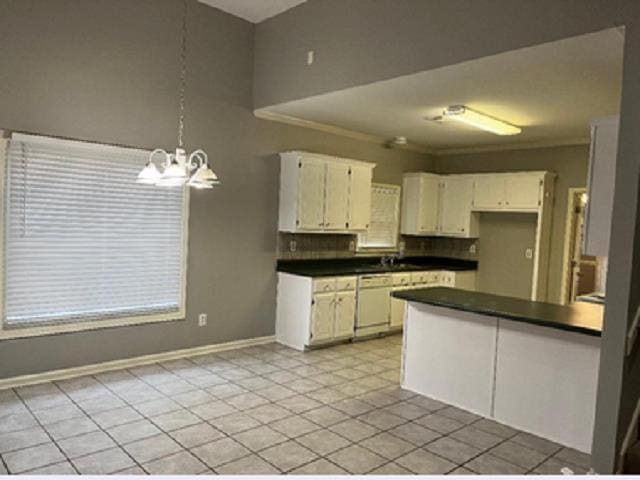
433;144;590;304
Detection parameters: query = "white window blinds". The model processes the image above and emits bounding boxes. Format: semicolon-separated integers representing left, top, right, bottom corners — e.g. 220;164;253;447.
357;184;400;250
3;133;188;329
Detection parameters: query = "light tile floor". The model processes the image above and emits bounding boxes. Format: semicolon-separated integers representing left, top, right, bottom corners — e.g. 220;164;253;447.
0;335;592;475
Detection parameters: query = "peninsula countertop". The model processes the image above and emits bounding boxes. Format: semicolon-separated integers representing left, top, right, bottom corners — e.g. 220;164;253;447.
393;287;603;337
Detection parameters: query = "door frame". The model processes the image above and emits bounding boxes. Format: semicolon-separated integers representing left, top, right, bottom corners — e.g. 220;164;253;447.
560;187;587;305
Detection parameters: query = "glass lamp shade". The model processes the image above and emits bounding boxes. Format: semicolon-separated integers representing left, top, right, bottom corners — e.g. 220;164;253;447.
188;163;220;189
136;162;162;184
156;159;188;187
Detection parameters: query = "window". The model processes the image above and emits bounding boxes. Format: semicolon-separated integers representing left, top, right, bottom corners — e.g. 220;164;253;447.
357;183;401;250
1;133;188;336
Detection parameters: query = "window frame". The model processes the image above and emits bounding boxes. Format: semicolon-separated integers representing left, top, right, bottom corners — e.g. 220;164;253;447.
0;133;190;340
356;183;401;254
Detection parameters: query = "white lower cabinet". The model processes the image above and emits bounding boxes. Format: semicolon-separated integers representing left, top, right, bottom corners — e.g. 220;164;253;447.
277;273;357;350
335;291;357;337
277;270;477;349
310;292;335;342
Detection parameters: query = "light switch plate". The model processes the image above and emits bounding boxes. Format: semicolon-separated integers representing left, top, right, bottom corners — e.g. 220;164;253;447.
290;240;297;252
469;244;477;254
349;240;355;251
198;313;207;327
525;248;533;259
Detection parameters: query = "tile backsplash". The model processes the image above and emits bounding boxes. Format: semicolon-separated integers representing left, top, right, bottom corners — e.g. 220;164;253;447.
277;232;479;261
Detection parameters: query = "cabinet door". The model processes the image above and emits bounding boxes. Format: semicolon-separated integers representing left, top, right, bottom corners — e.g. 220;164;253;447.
297;159;326;230
419;175;441;234
334;291;356;338
472;175;505;210
324;162;350;230
439;176;472;235
348;166;372;231
310;293;334;343
504;175;541;210
390;297;406;328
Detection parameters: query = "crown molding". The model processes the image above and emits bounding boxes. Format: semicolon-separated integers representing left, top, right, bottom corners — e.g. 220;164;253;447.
432;137;590;156
253;109;436;155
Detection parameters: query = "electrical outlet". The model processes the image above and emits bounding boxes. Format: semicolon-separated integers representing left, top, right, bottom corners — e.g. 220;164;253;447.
306;50;315;65
349;240;355;251
469;244;477;254
290;240;297;252
525;248;533;259
198;313;207;327
421;241;425;251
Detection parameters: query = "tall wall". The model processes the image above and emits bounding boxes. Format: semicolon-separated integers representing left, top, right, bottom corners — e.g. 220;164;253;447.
0;0;433;379
433;144;590;304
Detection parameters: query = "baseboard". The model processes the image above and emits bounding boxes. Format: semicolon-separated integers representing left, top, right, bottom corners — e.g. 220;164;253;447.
0;335;276;390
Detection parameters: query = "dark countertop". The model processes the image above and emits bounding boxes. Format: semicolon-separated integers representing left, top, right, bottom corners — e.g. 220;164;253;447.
277;257;478;277
393;287;603;337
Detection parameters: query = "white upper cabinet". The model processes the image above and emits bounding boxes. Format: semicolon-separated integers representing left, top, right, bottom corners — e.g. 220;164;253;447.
297;157;326;230
278;152;375;233
324;162;350;230
401;173;440;235
472;173;544;212
583;116;619;257
439;176;477;237
472;175;506;210
348;165;373;231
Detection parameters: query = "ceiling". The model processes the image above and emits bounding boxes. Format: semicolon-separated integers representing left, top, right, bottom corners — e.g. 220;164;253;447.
256;28;624;153
198;0;306;23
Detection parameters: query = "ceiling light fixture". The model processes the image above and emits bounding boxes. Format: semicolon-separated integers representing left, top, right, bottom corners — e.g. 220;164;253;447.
137;0;220;189
442;105;522;136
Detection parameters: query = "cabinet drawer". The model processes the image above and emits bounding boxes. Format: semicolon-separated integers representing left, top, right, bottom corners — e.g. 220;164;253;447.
411;271;435;285
359;275;392;288
392;273;412;286
441;272;455;286
336;276;357;291
313;278;337;293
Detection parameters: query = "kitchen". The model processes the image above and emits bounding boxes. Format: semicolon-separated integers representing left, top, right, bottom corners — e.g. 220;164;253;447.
271;27;622;467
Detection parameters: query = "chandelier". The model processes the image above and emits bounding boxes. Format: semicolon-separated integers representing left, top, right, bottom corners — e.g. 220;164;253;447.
137;0;219;189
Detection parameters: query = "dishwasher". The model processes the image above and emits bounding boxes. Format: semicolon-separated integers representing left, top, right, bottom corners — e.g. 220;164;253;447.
355;274;393;338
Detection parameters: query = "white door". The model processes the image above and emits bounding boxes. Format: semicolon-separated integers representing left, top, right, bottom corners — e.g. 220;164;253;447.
390;297;406;328
310;293;334;343
472;175;505;211
334;291;356;337
419;175;441;234
439;176;471;235
348;166;372;231
324;162;350;230
504;175;541;210
297;159;326;230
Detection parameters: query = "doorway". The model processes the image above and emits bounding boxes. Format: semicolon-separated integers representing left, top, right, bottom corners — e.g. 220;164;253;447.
561;188;598;304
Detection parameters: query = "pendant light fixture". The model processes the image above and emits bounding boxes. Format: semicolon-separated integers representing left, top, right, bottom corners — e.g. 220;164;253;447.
137;0;220;189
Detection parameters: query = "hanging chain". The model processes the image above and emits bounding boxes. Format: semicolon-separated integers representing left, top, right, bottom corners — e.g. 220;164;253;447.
177;0;188;148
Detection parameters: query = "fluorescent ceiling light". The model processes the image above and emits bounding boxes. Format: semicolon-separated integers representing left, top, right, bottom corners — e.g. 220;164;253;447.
442;105;522;136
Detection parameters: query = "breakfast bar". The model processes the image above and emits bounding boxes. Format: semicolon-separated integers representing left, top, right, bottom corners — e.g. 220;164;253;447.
393;287;604;454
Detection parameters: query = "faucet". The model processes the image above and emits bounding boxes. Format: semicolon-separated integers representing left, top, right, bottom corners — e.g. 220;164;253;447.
380;254;399;267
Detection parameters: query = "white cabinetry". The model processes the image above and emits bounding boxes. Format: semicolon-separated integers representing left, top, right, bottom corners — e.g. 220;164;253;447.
439;176;478;237
583;116;619;257
348;165;373;231
277;273;357;350
278;151;375;233
324;162;350;230
472;173;544;212
401;173;440;235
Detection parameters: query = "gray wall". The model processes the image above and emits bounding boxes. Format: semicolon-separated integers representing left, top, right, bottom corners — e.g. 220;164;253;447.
254;0;636;108
433;144;590;305
0;0;432;378
476;213;537;300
